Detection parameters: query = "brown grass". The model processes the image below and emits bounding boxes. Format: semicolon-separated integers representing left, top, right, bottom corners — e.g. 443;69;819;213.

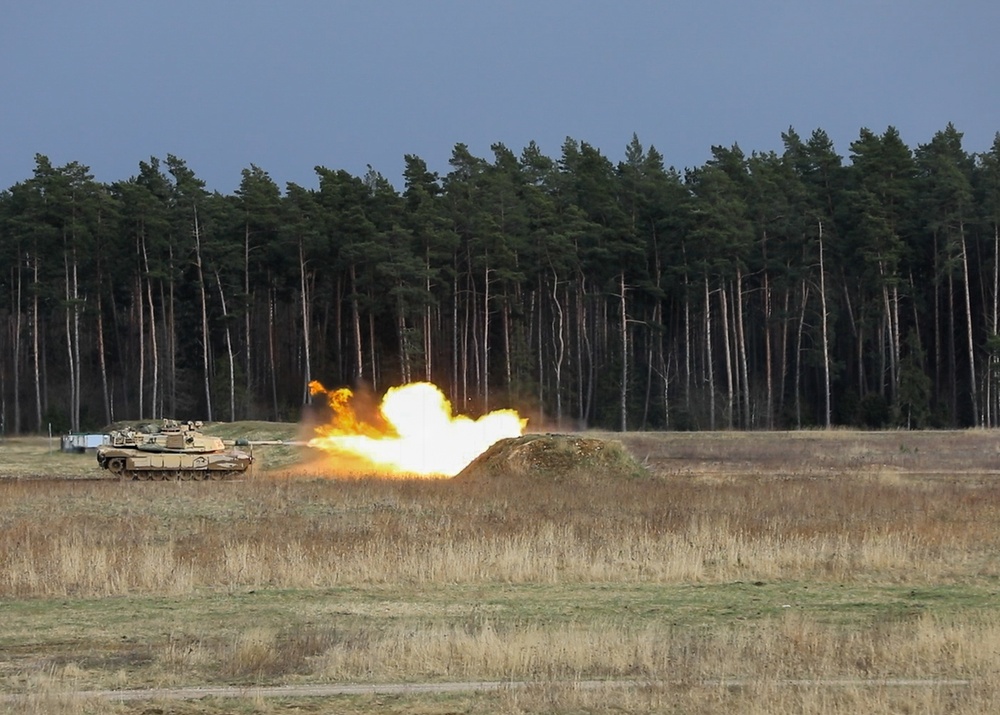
3;429;1000;712
2;466;998;595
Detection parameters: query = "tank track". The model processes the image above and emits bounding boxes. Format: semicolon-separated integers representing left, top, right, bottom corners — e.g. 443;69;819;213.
121;470;244;481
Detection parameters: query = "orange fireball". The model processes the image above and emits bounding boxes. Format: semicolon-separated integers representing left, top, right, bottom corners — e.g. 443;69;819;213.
308;381;526;477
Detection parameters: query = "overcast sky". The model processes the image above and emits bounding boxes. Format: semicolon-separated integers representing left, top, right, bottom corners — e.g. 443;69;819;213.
2;1;998;193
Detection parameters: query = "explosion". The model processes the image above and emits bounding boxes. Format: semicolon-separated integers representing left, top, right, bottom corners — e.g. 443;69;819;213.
307;381;526;477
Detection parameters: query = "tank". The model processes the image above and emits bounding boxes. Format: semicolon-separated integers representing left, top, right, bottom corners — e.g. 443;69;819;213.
96;419;253;480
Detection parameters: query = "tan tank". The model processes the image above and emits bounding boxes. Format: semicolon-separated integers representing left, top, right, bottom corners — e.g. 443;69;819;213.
96;419;253;480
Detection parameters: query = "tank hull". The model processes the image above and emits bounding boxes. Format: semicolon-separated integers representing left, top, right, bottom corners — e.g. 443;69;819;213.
98;448;252;480
96;420;253;480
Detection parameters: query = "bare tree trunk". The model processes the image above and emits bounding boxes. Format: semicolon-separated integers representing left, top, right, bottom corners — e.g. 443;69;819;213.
779;286;791;422
167;244;177;418
795;281;810;429
571;285;584;424
451;271;459;403
619;272;628;432
763;271;773;428
819;221;832;429
243;224;253;417
425;249;433;382
267;282;279;420
948;269;957;419
349;264;362;386
704;275;715;430
141;236;159;420
580;273;594;424
63;249;80;431
12;264;22;433
960;229;978;425
483;261;490;410
551;267;565;428
298;241;312;404
536;278;544;413
32;257;42;432
136;274;145;420
992;226;999;426
192;206;213;420
369;310;378;393
503;298;512;393
719;279;733;429
397;293;412;384
684;289;691;412
215;269;236;421
735;268;751;428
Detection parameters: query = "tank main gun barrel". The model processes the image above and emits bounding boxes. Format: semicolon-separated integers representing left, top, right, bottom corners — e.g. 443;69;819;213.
231;439;311;447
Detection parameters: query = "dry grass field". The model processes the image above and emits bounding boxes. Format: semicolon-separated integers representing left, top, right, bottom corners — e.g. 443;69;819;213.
2;427;1000;713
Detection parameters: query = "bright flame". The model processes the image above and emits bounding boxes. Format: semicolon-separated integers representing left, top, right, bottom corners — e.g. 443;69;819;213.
307;381;526;477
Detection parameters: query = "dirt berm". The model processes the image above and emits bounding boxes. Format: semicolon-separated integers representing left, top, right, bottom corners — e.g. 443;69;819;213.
454;433;647;482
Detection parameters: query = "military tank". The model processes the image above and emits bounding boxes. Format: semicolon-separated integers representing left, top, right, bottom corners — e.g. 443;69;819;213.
96;419;253;481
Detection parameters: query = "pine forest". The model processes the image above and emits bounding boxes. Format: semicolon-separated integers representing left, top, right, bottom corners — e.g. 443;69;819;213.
3;124;1000;434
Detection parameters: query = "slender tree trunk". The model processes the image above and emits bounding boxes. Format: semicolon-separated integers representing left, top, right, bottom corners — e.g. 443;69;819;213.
397;292;411;384
369;310;378;393
63;248;80;431
483;260;490;410
215;270;236;421
949;268;957;421
580;273;594;424
243;223;253;417
795;280;810;429
12;265;22;433
551;267;565;428
137;273;145;420
960;229;978;425
11;263;24;434
167;244;177;418
267;282;279;420
141;236;159;420
298;242;313;403
619;272;628;432
536;277;544;413
763;271;773;428
349;264;362;385
574;287;584;424
780;286;791;423
735;268;750;428
719;280;733;429
704;274;715;430
452;271;459;404
502;297;511;393
32;257;42;432
818;221;832;429
425;249;433;382
192;206;213;420
989;224;1000;427
684;288;691;412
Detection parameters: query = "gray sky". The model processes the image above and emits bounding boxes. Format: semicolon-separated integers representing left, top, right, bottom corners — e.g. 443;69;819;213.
2;1;998;193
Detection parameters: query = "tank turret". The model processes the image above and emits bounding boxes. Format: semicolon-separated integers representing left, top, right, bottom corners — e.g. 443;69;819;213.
96;420;253;480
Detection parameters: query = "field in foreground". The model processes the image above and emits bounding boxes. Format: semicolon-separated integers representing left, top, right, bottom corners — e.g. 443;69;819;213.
2;428;1000;713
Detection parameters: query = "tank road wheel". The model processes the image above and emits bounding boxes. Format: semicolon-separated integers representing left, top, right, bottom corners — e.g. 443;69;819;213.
209;471;225;481
180;471;193;481
193;471;208;481
135;471;151;481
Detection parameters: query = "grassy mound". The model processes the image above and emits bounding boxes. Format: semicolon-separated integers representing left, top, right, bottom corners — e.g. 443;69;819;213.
454;433;647;482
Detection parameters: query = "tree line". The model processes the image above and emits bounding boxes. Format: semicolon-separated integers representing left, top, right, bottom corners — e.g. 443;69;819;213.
2;124;1000;434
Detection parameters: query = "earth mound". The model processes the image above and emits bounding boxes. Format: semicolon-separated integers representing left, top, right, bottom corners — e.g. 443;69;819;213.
454;433;647;482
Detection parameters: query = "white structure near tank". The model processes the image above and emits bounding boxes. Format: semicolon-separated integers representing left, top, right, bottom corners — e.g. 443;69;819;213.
61;433;109;452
